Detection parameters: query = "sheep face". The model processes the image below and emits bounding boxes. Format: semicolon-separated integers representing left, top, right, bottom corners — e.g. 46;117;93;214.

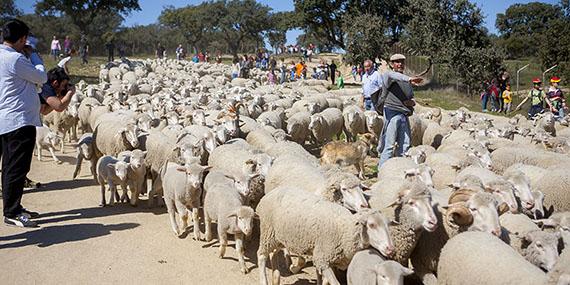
68;103;79;118
403;165;434;188
192;111;206;126
484;180;518;214
121;124;140;149
45;132;62;149
374;260;414;285
109;161;130;181
464;193;501;236
404;149;426;165
129;150;146;169
176;164;211;207
506;171;534;210
213;125;229;145
175;143;196;166
137;115;152;131
231;206;255;236
528;191;545;219
308;115;323;132
390;182;438;232
522;231;560;272
339;180;369;212
79;142;93;160
359;210;394;258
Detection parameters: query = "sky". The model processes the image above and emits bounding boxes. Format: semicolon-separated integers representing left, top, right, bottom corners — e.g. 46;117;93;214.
15;0;561;45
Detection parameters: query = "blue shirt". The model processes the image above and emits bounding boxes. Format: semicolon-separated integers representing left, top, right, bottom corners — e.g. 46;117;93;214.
0;44;47;135
38;82;58;104
362;70;382;99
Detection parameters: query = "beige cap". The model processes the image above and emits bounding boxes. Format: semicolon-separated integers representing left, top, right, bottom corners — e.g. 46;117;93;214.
390;54;406;61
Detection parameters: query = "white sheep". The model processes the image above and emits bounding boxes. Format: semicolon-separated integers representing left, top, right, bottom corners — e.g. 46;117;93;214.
309;108;343;145
93;114;141;158
117;149;147;206
500;213;560;271
43;108;79;150
422;121;449;149
203;170;255;274
491;146;570;174
35;126;62;164
410;190;503;285
256;186;394;285
285;111;311;144
364;110;383;139
72;133;95;181
161;161;210;239
342;105;366;142
437;231;547;285
96;155;130;206
347;249;414;285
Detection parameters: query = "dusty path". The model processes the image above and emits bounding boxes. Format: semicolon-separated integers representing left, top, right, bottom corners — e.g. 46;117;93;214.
0;144;315;284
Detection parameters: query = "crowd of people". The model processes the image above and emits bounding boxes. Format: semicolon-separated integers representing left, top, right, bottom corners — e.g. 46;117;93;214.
481;72;566;120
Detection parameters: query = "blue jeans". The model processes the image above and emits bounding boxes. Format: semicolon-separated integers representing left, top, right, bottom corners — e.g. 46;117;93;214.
364;98;373;111
481;93;488;111
378;108;411;167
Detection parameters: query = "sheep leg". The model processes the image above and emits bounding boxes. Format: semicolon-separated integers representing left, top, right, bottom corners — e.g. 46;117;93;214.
48;147;62;164
166;204;181;237
60;132;65;154
120;183;129;203
108;182;117;206
71;123;77;141
204;210;213;242
99;183;106;207
218;225;227;258
129;180;140;207
90;158;98;184
258;253;269;285
235;233;248;274
72;153;83;179
192;208;201;241
321;267;340;285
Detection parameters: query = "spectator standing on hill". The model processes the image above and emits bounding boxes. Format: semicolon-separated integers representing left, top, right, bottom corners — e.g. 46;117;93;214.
0;19;47;228
336;71;344;89
375;54;423;168
79;41;88;64
547;76;567;119
118;43;126;59
176;44;183;61
515;78;553;119
279;59;287;84
480;80;490;112
156;43;165;59
216;51;222;64
329;60;337;85
50;35;61;60
63;35;72;55
502;84;513;114
105;40;115;62
361;59;381;110
489;79;500;112
498;71;510;112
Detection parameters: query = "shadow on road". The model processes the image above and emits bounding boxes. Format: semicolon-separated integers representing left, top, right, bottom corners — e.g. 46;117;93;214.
0;222;139;249
25;178;97;194
36;204;166;225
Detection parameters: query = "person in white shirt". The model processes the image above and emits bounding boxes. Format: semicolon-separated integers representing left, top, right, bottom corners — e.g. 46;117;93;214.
57;49;75;75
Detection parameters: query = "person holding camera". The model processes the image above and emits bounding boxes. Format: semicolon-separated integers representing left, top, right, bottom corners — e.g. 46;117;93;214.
39;67;75;115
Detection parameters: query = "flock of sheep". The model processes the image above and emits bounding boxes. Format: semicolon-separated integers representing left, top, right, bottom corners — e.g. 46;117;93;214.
34;57;570;285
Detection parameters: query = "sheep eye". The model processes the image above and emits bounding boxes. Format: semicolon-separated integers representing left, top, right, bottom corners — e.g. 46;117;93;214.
408;201;415;205
469;208;477;212
368;223;377;229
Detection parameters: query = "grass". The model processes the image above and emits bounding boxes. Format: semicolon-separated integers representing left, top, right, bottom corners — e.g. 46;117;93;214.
42;55;108;84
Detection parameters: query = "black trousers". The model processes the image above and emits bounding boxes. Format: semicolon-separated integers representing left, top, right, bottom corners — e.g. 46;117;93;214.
331;72;336;85
1;126;36;218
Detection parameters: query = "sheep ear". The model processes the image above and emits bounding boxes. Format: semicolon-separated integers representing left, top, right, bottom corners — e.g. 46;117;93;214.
120;127;127;134
385;198;402;208
227;213;238;218
389;220;401;226
244;159;256;165
359;183;370;191
533;218;558;227
404;169;418;179
253;213;260;220
176;167;186;172
107;163;116;170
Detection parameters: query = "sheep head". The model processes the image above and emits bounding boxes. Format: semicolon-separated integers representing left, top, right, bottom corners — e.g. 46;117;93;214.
374;260;414;285
520;230;561;272
403;164;434;187
356;209;395;258
445;190;501;236
108;160;130;181
504;170;534;210
484;180;518;214
339;179;369;212
228;206;255;237
176;164;211;207
387;181;438;232
120;123;140;149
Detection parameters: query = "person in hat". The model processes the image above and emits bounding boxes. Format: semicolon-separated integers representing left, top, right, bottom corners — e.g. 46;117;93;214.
546;76;566;119
515;78;553;119
375;54;423;168
0;19;47;227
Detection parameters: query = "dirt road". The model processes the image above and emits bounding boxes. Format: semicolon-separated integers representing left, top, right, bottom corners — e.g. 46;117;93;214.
0;144;315;284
